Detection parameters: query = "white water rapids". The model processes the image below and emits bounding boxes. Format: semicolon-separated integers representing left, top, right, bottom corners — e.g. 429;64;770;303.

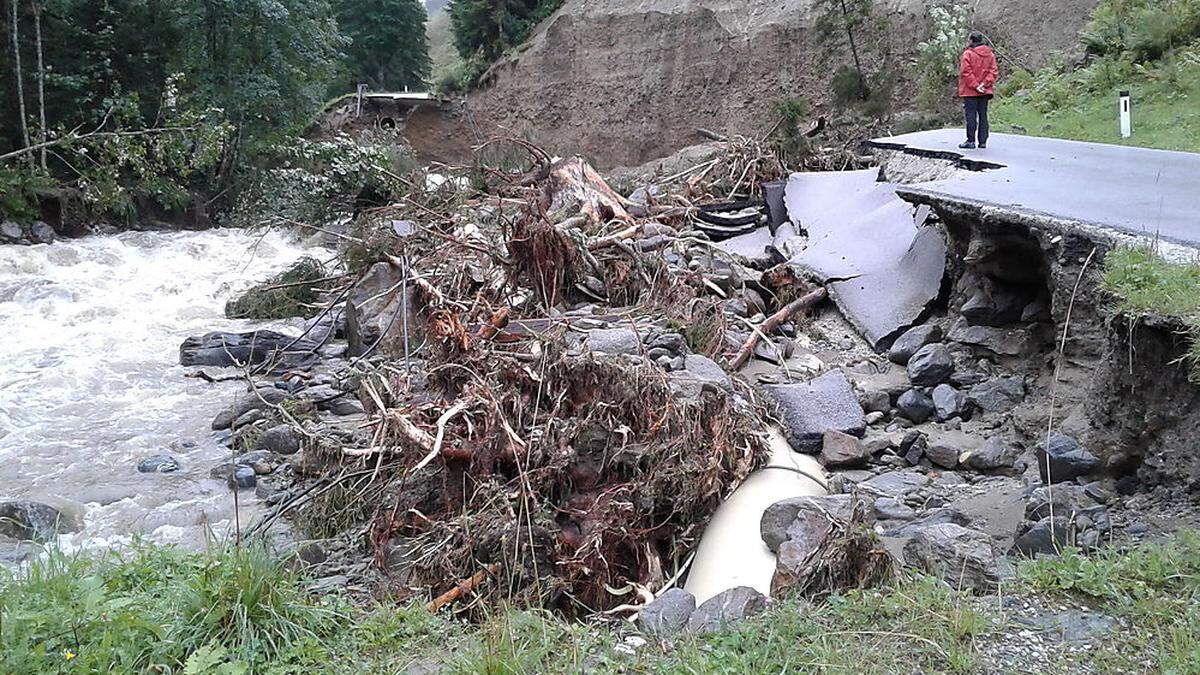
0;228;325;552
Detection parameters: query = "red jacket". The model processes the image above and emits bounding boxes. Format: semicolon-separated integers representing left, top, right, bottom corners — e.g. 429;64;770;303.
958;45;998;97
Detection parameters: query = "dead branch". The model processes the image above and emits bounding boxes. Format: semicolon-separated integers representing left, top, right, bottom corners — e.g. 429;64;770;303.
729;286;828;369
427;562;502;612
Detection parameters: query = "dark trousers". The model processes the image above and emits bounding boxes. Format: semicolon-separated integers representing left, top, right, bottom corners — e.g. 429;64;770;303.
964;96;990;145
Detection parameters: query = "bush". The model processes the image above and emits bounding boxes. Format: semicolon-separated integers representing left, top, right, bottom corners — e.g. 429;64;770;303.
225;257;327;320
913;4;973;113
769;97;814;167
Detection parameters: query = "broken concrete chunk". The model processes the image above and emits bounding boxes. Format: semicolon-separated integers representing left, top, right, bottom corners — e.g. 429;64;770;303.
686;586;766;634
887;324;943;365
763;370;865;453
820;430;871;468
906;343;954;386
1037;433;1099;484
637;588;696;638
903;523;1002;593
967;376;1026;413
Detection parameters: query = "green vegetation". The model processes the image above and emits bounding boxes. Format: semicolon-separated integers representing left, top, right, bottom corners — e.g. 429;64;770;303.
815;0;893;119
912;4;974;116
444;0;563;90
225;257;327;320
0;0;431;225
1102;245;1200;381
335;0;431;92
6;534;1200;672
991;0;1200;151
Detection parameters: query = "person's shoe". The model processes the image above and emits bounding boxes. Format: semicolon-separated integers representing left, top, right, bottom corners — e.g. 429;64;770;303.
958;141;976;149
978;142;987;149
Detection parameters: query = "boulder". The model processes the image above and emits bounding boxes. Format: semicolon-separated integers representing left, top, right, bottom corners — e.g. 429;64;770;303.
0;501;71;542
585;328;641;355
257;425;302;455
968;377;1026;413
820;430;871;468
763;370;865;453
962;437;1020;471
1037;433;1099;484
760;494;861;552
906;343;954;386
29;221;56;244
0;221;23;242
859;389;891;414
637;588;696;637
180;330;319;372
345;261;424;357
227;466;258;490
211;387;288;430
873;497;917;521
686;586;766;634
931;384;970;422
903;523;1002;592
895;388;935;424
883;508;970;538
137;454;181;473
887;324;943;364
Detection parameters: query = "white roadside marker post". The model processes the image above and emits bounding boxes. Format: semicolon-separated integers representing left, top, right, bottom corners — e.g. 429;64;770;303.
1119;90;1132;139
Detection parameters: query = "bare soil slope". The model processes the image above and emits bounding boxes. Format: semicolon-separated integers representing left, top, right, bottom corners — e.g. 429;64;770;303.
462;0;1098;168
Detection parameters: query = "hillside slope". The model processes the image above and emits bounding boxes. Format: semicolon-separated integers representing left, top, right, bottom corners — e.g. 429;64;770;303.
462;0;1099;168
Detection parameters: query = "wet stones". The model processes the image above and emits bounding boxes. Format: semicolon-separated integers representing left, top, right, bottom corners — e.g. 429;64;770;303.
903;523;1003;592
212;387;288;430
0;221;24;242
345;261;423;357
1037;433;1099;484
29;221;57;244
257;425;302;455
686;586;767;634
764;370;865;453
228;466;258;490
906;343;954;386
180;330;320;371
137;454;181;473
0;501;72;542
887;324;942;365
637;588;696;637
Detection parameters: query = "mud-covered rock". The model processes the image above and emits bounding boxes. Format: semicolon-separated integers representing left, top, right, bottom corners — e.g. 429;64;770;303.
887;324;943;364
903;523;1002;592
764;370;865;453
1037;433;1099;484
637;588;696;637
686;586;766;634
907;343;954;386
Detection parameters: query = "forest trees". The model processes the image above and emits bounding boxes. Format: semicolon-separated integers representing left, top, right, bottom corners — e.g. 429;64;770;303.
448;0;561;63
336;0;431;91
1;0;429;224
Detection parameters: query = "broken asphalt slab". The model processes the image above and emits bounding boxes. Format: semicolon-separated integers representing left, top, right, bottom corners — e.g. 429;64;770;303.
780;169;946;349
870;129;1200;248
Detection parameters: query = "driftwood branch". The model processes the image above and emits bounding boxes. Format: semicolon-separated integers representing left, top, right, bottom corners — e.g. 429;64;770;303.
427;562;501;612
730;286;828;369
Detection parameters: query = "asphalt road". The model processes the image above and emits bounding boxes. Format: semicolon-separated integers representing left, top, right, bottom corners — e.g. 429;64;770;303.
869;130;1200;247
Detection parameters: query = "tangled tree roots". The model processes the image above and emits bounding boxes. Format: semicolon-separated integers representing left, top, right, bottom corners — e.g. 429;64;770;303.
360;342;767;616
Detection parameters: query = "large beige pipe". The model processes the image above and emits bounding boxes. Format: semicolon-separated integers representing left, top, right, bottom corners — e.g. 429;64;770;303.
683;427;828;604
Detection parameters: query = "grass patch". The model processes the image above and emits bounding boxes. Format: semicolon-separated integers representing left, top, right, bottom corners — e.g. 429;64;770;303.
1020;532;1200;671
1101;245;1200;380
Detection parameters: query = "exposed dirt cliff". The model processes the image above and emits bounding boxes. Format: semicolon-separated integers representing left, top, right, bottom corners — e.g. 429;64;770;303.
459;0;1098;168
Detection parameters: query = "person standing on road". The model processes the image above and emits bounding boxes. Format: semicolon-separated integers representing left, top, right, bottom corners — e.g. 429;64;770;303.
958;31;998;149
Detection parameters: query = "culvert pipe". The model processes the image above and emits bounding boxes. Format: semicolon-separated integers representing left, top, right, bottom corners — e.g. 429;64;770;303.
683;426;828;604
